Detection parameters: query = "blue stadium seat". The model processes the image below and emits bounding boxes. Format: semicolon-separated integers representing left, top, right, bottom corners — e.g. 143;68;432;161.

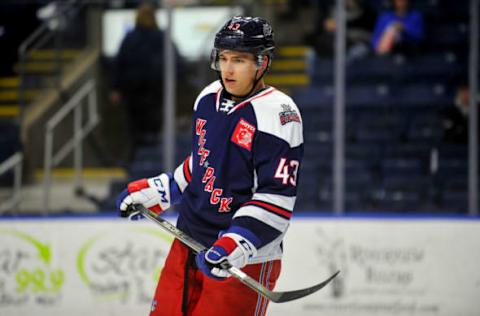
347;56;403;83
355;128;397;143
381;158;425;176
437;144;468;159
346;84;393;107
440;190;467;213
436;158;468;177
296;160;323;210
404;52;466;82
440;176;467;191
346;143;382;160
311;59;333;84
349;112;405;144
292;86;333;108
429;23;468;48
303;141;332;162
383;174;431;191
384;143;432;160
407;115;444;144
128;160;163;180
396;84;451;107
134;146;162;162
374;189;423;212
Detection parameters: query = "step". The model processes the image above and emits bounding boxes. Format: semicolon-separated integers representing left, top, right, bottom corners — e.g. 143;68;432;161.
35;168;127;179
13;49;82;75
0;77;20;89
28;49;81;61
271;60;306;71
0;105;20;117
0;89;40;102
276;46;309;58
263;0;287;4
266;74;309;86
0;76;53;91
13;62;63;74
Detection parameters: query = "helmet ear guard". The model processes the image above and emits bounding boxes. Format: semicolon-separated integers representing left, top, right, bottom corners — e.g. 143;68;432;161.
210;48;220;71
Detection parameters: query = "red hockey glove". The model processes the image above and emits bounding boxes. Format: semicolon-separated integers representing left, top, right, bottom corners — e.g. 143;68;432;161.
196;229;259;280
116;173;181;219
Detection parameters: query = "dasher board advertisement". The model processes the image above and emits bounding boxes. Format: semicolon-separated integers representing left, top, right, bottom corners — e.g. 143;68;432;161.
0;216;479;316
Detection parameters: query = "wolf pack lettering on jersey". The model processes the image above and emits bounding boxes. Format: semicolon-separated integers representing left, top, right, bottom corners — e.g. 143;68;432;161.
231;119;256;151
202;167;216;192
196;121;233;213
202;166;233;212
219;197;233;212
279;104;301;125
196;118;210;166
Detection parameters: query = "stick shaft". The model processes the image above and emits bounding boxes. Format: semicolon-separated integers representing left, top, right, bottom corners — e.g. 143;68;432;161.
135;205;339;303
139;207;277;296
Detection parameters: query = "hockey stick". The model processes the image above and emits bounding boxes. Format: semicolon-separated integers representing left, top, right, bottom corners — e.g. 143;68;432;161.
131;204;340;303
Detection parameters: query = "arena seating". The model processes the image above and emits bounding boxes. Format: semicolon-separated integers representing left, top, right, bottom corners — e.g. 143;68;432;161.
102;0;473;214
292;0;471;213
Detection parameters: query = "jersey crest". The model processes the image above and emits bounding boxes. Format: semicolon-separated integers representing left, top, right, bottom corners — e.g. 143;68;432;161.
231;118;256;151
279;104;301;125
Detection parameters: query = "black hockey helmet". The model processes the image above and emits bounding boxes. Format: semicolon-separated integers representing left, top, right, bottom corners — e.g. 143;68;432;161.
211;16;275;71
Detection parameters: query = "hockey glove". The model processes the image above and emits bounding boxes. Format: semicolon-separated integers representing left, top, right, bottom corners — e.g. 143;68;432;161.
195;229;259;280
116;173;181;220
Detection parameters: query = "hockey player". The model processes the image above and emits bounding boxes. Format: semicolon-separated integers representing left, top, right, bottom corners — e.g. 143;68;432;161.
117;16;303;316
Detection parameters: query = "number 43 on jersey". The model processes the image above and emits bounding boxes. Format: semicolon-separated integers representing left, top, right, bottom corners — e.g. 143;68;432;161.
274;158;299;186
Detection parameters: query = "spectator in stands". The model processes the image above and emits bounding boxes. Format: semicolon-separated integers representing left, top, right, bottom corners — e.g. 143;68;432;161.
442;84;480;144
110;2;184;157
371;0;424;56
306;0;376;61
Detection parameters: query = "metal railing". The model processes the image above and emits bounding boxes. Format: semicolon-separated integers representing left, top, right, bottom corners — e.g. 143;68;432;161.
468;0;479;216
43;79;99;212
0;152;23;213
17;0;84;109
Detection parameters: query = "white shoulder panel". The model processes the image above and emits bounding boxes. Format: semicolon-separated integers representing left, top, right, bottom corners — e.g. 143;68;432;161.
193;80;222;111
251;89;303;147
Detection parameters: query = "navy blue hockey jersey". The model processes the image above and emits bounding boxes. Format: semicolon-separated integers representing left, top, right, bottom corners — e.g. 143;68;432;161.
172;80;303;263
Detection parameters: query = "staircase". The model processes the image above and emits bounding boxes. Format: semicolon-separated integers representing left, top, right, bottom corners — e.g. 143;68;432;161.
0;77;21;118
0;49;82;119
266;45;311;94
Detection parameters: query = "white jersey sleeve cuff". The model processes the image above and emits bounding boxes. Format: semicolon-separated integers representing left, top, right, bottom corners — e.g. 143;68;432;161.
173;155;192;192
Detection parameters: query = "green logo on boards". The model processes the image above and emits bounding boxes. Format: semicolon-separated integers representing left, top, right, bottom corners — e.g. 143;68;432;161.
76;227;172;303
0;229;65;306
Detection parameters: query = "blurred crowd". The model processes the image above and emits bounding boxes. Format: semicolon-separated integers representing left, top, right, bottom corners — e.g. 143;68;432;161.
289;0;426;59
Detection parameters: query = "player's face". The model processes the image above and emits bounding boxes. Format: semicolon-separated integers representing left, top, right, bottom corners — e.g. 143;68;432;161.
218;50;259;96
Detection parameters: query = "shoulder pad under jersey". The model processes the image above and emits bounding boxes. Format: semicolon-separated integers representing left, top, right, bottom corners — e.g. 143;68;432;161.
193;80;222;111
251;89;303;147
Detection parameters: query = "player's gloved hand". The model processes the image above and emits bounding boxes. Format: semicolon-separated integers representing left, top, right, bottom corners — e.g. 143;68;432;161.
195;231;258;280
116;173;181;220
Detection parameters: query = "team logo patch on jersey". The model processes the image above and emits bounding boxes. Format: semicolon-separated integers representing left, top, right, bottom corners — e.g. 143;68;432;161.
279;104;301;125
231;119;256;151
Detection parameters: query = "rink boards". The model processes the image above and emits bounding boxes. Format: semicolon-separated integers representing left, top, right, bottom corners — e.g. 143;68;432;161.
0;215;478;316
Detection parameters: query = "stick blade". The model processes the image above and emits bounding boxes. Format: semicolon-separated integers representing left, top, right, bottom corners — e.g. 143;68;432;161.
269;270;340;303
